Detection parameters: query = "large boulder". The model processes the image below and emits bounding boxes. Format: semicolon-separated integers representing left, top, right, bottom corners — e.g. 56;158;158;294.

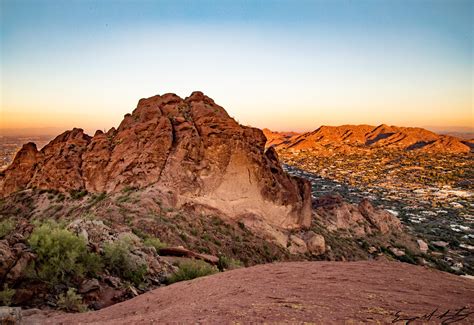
304;232;326;256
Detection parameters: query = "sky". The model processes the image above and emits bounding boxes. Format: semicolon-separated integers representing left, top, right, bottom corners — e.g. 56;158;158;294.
1;0;473;134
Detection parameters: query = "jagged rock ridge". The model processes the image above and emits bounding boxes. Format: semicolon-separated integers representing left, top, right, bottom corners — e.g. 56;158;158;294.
0;92;312;229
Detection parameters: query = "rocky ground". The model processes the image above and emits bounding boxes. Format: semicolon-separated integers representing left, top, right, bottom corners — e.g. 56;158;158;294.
21;261;474;324
0;186;416;311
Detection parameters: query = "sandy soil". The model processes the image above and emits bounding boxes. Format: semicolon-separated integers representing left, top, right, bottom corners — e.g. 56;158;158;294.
25;261;474;324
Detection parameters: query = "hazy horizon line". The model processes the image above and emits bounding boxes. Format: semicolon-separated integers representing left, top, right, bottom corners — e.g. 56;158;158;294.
1;124;473;138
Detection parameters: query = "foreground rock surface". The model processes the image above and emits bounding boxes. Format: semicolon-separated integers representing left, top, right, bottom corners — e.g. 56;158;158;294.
25;261;474;324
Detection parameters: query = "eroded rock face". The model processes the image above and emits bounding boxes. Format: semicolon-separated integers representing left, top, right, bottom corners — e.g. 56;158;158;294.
0;220;35;285
0;92;312;229
313;194;402;236
0;143;43;195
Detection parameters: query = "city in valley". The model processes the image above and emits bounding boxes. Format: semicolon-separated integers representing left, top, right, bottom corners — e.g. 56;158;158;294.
264;126;474;275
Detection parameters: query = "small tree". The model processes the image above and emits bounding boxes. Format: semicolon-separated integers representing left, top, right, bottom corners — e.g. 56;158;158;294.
28;222;102;285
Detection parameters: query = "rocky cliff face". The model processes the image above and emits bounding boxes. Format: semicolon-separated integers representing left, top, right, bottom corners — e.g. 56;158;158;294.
0;92;311;229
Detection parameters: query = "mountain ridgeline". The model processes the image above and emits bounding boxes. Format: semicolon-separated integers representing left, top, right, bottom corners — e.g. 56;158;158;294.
263;125;473;154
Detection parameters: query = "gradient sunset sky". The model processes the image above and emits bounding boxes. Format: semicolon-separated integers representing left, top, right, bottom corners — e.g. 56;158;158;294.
1;0;473;134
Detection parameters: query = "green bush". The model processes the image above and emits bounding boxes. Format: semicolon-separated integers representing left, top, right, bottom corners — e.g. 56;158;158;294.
143;237;167;252
57;288;87;312
0;219;14;239
217;255;243;271
88;192;106;205
0;285;15;306
122;186;138;193
70;189;88;200
28;222;102;285
167;260;217;284
103;238;147;286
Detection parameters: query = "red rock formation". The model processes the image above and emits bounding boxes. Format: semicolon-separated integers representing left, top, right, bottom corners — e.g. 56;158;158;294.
266;124;471;153
0;143;42;194
313;194;401;236
262;128;300;148
0;92;312;229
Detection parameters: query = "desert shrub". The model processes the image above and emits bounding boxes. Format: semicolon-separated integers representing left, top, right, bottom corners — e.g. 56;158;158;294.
217;255;243;271
143;237;167;252
80;251;103;276
0;219;14;239
28;222;102;285
88;192;106;205
103;238;148;286
70;189;88;200
179;232;189;243
122;186;138;193
57;288;87;312
167;260;217;284
396;252;417;265
0;285;15;306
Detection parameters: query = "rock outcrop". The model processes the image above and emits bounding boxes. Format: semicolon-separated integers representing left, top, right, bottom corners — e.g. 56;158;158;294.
0;92;312;229
313;194;402;236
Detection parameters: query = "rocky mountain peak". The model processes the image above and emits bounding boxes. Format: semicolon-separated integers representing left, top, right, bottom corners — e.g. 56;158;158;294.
0;92;312;229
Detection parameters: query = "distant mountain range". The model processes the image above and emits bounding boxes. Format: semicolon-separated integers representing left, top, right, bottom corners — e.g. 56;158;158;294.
263;124;473;154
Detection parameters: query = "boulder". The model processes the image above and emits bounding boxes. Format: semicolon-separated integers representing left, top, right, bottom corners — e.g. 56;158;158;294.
304;232;326;256
432;241;449;248
0;240;35;283
79;279;100;294
389;247;405;257
0;307;21;324
417;239;428;253
287;235;308;255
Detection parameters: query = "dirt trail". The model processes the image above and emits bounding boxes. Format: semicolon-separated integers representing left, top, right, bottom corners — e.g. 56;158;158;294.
26;261;474;324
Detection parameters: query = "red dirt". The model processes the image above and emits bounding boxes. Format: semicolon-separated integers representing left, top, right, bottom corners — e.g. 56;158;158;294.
26;261;474;324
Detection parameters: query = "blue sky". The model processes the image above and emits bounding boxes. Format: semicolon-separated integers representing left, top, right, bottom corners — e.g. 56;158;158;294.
1;0;472;133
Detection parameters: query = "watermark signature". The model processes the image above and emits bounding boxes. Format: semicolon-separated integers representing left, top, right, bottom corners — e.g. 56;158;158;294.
392;307;474;324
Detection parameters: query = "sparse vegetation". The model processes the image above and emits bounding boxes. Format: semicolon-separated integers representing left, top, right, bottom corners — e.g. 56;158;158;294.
167;260;217;284
88;192;107;206
0;219;14;239
122;186;138;193
0;285;15;306
27;222;102;285
144;237;167;251
57;288;87;312
103;238;148;286
217;255;242;271
70;189;88;200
